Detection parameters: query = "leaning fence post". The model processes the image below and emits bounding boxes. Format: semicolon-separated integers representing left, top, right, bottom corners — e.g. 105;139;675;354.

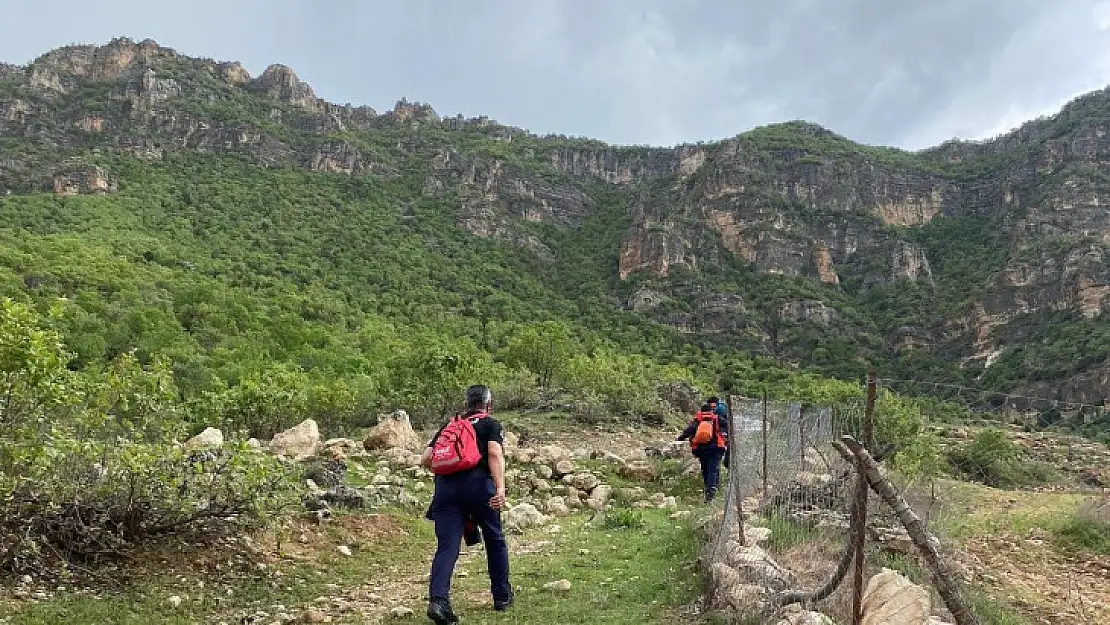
836;436;981;625
761;390;769;498
727;395;746;546
851;371;878;625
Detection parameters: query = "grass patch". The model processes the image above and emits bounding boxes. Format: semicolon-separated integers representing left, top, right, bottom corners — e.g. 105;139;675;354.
969;589;1032;625
1053;516;1110;556
603;508;647;530
762;514;818;554
930;479;1085;540
1;501;705;624
445;509;701;624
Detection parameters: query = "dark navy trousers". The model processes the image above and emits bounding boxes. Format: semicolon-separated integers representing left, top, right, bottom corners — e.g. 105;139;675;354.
426;470;511;603
694;446;725;498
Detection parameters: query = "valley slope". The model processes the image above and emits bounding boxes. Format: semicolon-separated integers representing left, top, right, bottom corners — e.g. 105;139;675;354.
0;38;1107;411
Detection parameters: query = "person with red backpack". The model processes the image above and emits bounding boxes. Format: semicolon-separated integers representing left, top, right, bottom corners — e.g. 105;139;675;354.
676;403;728;503
421;385;512;624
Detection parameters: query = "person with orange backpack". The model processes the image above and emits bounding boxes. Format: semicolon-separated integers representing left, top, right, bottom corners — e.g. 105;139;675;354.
422;385;512;624
676;403;728;503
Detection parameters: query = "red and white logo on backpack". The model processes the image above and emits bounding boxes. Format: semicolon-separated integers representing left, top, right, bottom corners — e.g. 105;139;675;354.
429;413;487;476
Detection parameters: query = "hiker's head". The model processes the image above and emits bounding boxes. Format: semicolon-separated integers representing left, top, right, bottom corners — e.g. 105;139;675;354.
708;396;719;408
699;403;711;413
466;384;493;412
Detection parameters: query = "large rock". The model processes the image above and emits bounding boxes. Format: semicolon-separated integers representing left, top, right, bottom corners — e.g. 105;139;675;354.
620;460;659;481
185;427;223;450
534;445;572;468
723;541;794;589
708;563;766;612
505;503;549;532
861;568;932;625
659;380;702;413
269;419;321;460
363;410;423;453
587;484;613;508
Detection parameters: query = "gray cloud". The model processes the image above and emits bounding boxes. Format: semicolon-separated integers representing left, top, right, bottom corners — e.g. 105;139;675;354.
1;0;1109;148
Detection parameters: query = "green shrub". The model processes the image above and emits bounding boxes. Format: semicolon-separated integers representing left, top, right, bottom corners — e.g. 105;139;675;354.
1053;500;1110;555
0;299;295;577
603;508;646;530
948;428;1027;488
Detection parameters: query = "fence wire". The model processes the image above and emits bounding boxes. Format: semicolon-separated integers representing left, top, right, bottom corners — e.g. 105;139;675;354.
701;393;976;624
705;397;861;620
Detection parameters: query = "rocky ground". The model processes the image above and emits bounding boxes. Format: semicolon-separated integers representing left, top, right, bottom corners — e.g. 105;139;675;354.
0;411;1106;624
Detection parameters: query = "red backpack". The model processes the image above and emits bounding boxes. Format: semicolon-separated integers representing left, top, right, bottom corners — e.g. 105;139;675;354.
429;413;487;476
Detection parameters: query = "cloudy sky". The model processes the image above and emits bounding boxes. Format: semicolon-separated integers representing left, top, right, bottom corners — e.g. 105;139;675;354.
2;0;1110;149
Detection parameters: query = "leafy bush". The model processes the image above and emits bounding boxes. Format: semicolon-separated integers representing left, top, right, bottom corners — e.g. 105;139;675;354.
0;299;295;577
947;428;1026;487
0;438;293;575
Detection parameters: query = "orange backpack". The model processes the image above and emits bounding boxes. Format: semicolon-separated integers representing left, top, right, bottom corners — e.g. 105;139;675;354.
690;412;719;448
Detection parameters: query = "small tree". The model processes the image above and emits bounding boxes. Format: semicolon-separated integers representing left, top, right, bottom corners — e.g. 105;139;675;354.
502;321;575;389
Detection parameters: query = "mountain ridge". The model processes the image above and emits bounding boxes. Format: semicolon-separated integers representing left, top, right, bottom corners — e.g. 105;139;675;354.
0;37;1107;415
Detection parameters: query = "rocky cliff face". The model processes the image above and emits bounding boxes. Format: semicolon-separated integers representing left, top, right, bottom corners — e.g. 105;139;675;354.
0;38;1106;406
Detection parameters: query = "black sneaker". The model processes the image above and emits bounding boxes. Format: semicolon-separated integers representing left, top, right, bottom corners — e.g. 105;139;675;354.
494;593;514;612
427;598;458;624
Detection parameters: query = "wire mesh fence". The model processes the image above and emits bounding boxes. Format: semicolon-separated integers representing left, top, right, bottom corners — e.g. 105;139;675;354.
704;396;861;620
699;387;980;625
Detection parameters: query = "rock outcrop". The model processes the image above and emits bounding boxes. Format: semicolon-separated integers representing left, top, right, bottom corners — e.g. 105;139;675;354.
269;419;321;461
363;410;423;453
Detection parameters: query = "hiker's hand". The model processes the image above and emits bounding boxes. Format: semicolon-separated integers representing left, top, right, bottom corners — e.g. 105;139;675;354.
489;489;506;511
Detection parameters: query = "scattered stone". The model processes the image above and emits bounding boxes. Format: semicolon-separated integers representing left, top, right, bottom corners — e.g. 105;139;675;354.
564;472;600;492
380;447;423;468
300;610;330;623
363;410;423;453
337;545;353;557
776;610;836;625
596;451;626;464
389;606;414;618
723;541;794;589
861;568;931;625
536;464;554;480
709;563;766;611
669;510;691;520
744;526;773;546
185;427;223;450
270;419;321;460
545;496;571;517
534;445;572;468
322;438;363;458
659;496;678;510
167;595;183;608
543;579;572;593
553;459;575;477
505;503;550;532
620;460;658;481
323;485;366;509
587;484;613;509
303;458;347;488
618;486;648;502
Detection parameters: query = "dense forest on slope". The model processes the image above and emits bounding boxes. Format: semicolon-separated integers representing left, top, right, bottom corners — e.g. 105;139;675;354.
0;38;1106;436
